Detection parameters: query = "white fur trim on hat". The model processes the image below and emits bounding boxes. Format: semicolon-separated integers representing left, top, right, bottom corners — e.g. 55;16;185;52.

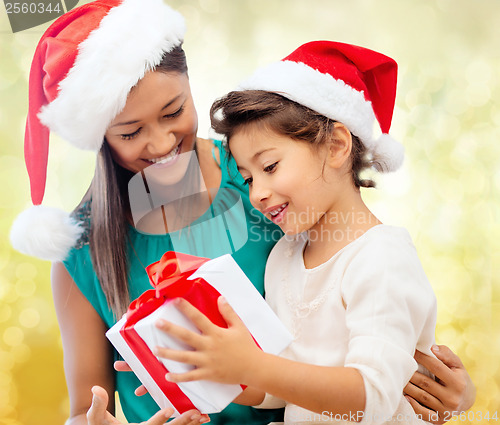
238;60;377;144
10;205;84;262
38;0;186;152
372;133;405;172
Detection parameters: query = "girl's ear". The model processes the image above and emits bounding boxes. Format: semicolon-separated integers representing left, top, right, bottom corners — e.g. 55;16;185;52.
326;122;352;169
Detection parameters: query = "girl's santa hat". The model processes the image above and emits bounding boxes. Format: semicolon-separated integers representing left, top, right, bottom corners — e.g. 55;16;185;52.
238;40;404;172
10;0;185;261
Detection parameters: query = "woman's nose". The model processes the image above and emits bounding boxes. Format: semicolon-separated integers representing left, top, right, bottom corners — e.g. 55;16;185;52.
146;126;176;155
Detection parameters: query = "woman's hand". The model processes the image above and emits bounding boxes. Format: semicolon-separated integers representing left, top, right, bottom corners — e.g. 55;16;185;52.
113;365;265;405
114;361;148;397
404;345;476;424
154;297;262;385
86;385;209;424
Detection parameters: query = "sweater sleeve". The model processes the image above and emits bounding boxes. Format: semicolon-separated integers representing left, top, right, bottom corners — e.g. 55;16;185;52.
340;231;437;425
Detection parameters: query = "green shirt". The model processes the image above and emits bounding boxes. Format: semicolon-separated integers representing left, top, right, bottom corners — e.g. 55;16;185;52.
63;140;284;424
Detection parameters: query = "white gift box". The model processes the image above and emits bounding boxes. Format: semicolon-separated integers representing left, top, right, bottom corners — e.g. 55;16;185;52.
106;253;293;416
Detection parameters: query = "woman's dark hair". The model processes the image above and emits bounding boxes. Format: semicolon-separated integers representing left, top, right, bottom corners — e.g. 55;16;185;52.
155;44;188;74
75;45;188;317
210;90;376;189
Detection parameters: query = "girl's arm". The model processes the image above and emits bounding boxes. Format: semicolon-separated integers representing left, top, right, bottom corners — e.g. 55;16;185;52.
154;297;365;417
231;387;265;406
405;346;476;424
51;262;208;425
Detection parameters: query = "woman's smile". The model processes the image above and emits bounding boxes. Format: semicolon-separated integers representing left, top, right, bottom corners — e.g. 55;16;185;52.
144;141;182;168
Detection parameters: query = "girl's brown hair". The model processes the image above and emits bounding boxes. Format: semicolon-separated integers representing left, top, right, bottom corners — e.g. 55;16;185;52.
210;90;376;189
74;45;188;317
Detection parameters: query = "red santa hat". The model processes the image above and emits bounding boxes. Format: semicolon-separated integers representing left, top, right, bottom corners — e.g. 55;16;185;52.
10;0;185;261
238;40;404;172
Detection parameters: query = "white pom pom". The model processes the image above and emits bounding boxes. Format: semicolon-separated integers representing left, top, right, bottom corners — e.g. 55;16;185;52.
372;134;405;172
10;205;84;262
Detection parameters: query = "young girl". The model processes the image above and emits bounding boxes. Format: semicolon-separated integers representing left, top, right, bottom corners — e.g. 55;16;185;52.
9;0;473;422
150;41;469;424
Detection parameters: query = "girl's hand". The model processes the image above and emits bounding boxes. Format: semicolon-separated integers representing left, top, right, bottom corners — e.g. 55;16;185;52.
86;385;209;424
404;345;476;424
154;297;261;385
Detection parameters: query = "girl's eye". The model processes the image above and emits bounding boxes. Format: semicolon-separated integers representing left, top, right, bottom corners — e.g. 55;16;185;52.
163;105;184;119
120;128;142;140
243;176;253;186
264;162;278;173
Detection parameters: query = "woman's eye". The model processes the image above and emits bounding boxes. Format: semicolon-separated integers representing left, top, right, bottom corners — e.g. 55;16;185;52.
243;177;253;186
163;105;184;119
120;128;142;140
263;162;278;173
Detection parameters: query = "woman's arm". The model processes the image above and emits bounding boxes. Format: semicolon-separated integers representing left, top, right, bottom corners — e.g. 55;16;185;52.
154;297;365;417
51;263;208;425
51;262;116;424
405;345;476;424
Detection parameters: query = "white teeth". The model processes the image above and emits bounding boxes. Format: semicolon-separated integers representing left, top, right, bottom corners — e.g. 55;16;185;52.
270;203;287;217
148;145;180;164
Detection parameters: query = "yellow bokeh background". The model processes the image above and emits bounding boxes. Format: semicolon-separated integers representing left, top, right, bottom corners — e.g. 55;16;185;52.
1;1;499;424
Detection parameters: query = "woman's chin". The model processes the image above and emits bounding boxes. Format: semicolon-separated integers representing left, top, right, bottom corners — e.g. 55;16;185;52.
142;150;200;187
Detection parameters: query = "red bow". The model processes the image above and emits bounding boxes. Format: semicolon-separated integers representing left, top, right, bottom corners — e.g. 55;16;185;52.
119;252;229;413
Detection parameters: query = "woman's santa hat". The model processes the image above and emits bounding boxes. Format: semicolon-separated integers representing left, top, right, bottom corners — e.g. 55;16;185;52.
238;40;404;172
10;0;185;261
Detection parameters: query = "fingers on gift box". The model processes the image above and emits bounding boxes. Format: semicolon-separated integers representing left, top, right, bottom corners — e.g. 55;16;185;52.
106;252;293;416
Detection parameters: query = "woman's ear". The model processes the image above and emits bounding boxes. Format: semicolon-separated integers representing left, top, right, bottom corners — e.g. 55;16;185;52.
326;122;352;169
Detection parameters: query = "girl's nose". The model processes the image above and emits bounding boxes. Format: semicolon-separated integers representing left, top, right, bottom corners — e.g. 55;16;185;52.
249;180;271;207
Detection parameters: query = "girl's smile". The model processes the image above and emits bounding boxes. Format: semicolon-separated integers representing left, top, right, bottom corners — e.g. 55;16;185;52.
264;202;289;224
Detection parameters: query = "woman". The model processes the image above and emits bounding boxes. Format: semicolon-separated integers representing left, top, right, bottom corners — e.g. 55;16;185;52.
10;0;474;424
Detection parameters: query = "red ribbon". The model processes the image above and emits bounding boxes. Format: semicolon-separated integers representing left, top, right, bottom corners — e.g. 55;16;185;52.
119;251;229;413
